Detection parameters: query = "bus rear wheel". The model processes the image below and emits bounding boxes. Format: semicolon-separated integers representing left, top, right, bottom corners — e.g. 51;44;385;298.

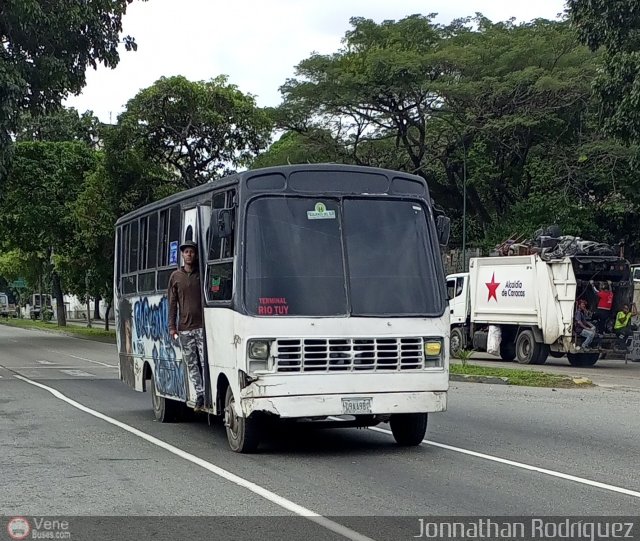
224;386;261;453
150;375;185;423
389;413;428;446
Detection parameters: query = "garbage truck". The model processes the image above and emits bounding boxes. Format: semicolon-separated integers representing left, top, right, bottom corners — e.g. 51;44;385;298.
447;252;634;367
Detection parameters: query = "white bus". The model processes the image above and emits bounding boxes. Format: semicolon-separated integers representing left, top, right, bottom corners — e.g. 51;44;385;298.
114;164;451;452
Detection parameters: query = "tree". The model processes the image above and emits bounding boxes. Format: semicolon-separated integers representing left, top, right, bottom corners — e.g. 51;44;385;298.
117;75;273;188
277;15;601;237
568;0;640;142
17;108;102;147
251;130;350;169
0;141;97;325
0;0;141;171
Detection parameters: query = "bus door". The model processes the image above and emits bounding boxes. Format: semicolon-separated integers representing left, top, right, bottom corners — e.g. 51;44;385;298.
181;206;212;409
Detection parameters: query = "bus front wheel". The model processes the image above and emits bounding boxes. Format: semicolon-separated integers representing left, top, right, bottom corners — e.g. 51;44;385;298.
224;386;261;453
389;413;428;446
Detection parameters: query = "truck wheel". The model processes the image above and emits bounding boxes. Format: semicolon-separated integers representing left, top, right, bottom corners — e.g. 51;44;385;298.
533;345;550;365
515;330;543;365
150;375;185;423
390;413;428;446
567;353;599;367
450;327;466;358
224;386;261;453
499;342;516;361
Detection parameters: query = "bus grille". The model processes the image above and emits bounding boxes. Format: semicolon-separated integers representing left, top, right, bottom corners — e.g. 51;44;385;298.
272;337;425;372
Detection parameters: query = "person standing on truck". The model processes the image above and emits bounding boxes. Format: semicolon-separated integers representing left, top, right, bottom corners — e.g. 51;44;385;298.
575;299;596;350
614;303;638;347
168;240;205;412
590;280;614;333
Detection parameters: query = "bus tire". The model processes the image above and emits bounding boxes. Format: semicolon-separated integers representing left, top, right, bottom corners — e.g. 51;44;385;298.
567;353;599;367
450;327;466;358
150;375;184;423
224;386;261;453
389;413;428;446
515;330;543;365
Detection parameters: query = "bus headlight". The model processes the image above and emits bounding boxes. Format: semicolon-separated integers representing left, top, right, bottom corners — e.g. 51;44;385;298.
424;339;443;367
248;340;270;360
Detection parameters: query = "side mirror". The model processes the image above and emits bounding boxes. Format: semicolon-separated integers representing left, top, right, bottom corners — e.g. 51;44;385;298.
211;208;232;239
437;215;451;246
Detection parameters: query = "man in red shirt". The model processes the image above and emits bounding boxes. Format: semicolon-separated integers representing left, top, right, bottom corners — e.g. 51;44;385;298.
591;280;614;333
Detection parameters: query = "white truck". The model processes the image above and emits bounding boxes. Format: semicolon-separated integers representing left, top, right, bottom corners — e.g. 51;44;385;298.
447;254;634;367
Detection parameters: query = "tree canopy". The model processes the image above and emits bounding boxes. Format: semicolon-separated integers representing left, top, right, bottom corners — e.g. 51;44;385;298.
569;0;640;142
116;75;273;188
0;0;142;171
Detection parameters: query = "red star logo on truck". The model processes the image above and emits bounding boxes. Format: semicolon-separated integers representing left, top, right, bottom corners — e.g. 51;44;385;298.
486;273;500;301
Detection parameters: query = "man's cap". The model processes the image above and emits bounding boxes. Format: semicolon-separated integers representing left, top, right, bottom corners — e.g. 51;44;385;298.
180;240;198;252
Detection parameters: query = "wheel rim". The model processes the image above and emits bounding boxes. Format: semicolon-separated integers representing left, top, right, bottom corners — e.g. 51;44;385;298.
451;332;461;355
519;335;533;362
151;378;161;411
225;394;240;440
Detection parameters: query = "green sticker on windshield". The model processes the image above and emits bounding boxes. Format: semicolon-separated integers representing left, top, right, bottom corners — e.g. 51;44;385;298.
307;202;336;220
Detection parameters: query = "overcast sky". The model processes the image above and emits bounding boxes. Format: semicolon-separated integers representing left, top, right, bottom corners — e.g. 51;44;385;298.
64;0;567;123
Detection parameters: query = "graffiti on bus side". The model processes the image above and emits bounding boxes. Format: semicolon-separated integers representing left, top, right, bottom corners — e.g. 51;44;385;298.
153;341;187;400
118;294;186;400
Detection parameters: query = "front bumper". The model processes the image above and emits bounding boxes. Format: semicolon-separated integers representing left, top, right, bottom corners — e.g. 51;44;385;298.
240;390;447;418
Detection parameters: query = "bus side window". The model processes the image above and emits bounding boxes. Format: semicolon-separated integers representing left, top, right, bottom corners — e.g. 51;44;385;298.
206;189;236;302
147;212;159;269
129;220;139;274
167;204;181;265
207;262;233;302
158;209;169;267
209;193;225;260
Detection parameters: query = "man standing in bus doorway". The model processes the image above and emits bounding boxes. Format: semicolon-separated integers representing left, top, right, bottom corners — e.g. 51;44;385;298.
168;240;206;412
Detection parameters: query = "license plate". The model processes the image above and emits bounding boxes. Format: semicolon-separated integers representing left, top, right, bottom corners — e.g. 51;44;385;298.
342;397;372;415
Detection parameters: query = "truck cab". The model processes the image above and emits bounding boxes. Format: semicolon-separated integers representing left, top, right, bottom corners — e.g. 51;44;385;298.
446;273;469;326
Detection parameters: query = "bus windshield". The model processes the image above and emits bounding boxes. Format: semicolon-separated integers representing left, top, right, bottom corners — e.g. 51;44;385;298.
244;196;443;317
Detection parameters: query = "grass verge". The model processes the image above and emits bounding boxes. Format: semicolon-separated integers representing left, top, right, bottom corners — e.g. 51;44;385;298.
0;318;116;343
450;363;593;388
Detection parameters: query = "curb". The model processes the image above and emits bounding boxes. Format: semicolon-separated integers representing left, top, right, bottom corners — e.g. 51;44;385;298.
450;373;594;387
450;374;509;385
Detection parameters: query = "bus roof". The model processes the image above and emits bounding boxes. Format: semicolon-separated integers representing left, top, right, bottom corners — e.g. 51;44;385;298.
115;164;429;226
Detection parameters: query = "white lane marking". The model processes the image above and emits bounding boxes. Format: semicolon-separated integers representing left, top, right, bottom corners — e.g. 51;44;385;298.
13;366;98;370
48;349;116;368
369;424;640;499
14;375;375;541
60;370;94;377
36;360;54;365
0;375;3;378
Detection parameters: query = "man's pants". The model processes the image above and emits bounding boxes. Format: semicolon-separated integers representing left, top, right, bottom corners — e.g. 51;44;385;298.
179;328;205;399
593;309;611;333
580;328;596;348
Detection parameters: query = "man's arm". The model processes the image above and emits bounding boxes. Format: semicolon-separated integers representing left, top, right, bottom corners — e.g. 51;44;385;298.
168;273;178;337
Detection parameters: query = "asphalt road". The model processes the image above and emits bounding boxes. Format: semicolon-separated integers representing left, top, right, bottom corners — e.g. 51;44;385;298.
1;325;639;539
